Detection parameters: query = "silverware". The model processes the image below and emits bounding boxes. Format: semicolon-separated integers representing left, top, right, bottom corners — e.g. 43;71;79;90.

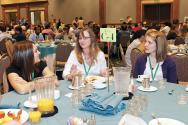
168;89;174;95
152;113;161;125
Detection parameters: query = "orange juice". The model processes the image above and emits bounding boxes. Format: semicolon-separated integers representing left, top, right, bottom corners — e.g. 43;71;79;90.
37;99;54;113
29;111;41;123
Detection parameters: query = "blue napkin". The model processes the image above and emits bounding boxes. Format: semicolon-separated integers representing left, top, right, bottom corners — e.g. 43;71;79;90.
0;104;19;109
79;92;126;115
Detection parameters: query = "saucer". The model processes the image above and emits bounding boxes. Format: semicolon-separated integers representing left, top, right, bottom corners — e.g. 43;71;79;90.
149;118;185;125
93;83;107;89
68;84;85;90
24;100;37;109
137;86;158;92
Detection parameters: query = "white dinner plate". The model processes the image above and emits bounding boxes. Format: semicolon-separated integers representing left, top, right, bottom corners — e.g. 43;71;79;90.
185;87;188;92
118;114;147;125
24;90;60;108
137;86;158;92
149;118;185;125
93;83;107;89
0;109;29;124
85;75;106;84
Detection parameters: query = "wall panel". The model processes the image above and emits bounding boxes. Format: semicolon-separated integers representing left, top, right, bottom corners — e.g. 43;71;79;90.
106;0;136;23
179;0;188;22
48;0;99;24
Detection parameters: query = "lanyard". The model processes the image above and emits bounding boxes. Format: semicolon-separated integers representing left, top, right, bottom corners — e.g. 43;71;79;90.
31;72;35;80
149;57;159;81
83;62;92;76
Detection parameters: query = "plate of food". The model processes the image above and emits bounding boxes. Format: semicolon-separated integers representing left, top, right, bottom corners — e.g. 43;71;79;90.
85;75;106;84
149;118;185;125
0;109;28;124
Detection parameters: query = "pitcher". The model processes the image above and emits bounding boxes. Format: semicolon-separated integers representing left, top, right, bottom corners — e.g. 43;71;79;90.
113;67;131;96
34;75;56;113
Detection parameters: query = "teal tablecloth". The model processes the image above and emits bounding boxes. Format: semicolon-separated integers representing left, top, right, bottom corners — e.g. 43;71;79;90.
37;44;57;59
1;80;188;125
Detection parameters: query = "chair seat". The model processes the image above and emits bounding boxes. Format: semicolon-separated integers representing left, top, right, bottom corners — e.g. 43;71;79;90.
178;81;188;85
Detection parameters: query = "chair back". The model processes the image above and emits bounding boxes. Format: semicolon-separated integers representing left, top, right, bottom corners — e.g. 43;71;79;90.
130;48;142;74
171;53;188;82
56;43;74;67
0;38;13;61
119;44;126;66
0;56;11;94
119;31;130;49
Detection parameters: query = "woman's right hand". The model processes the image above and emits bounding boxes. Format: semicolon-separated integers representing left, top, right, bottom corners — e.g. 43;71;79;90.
67;65;81;80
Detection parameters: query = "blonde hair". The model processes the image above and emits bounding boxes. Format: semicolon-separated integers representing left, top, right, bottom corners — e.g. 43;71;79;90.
145;29;167;62
75;28;100;64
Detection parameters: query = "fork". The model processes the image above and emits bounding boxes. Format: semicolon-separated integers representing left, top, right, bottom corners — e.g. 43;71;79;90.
151;113;161;125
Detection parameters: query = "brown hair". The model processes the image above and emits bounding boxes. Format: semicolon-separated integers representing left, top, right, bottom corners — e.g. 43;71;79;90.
75;28;100;64
12;41;34;81
0;38;14;60
145;29;167;62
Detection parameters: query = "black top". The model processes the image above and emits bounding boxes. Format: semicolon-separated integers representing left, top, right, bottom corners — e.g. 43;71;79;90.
6;60;47;92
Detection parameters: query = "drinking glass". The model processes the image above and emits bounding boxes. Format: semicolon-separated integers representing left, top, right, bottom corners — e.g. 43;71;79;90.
113;67;131;96
177;93;188;105
159;78;167;89
34;75;56;113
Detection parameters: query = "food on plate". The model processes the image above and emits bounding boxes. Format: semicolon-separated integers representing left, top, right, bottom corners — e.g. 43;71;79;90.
0;116;13;124
0;111;5;119
0;109;22;124
85;76;97;83
7;109;22;121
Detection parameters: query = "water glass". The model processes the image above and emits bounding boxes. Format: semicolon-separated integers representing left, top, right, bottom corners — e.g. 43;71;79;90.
177;93;188;105
159;78;167;89
113;67;131;96
88;114;96;125
72;74;82;89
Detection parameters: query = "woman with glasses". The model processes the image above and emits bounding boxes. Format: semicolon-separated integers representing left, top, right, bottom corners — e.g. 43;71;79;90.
133;29;177;83
63;28;108;80
6;41;56;94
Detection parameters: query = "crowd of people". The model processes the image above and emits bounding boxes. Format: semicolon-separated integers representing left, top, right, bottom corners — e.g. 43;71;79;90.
0;16;188;95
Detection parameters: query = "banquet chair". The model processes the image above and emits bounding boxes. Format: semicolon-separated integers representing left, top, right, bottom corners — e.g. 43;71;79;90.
0;56;11;94
171;53;188;84
119;31;130;52
0;38;14;61
130;48;143;75
55;43;74;69
119;44;127;67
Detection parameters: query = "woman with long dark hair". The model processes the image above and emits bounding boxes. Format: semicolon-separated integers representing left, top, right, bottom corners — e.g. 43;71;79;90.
6;41;55;94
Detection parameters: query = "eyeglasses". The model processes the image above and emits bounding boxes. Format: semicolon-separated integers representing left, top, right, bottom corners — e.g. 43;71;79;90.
78;37;91;40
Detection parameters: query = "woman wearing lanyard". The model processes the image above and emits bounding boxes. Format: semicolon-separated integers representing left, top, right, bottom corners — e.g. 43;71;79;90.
6;41;57;94
63;28;108;80
133;29;177;83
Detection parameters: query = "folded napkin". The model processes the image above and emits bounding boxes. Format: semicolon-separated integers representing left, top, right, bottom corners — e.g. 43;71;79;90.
0;104;19;109
79;92;126;115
